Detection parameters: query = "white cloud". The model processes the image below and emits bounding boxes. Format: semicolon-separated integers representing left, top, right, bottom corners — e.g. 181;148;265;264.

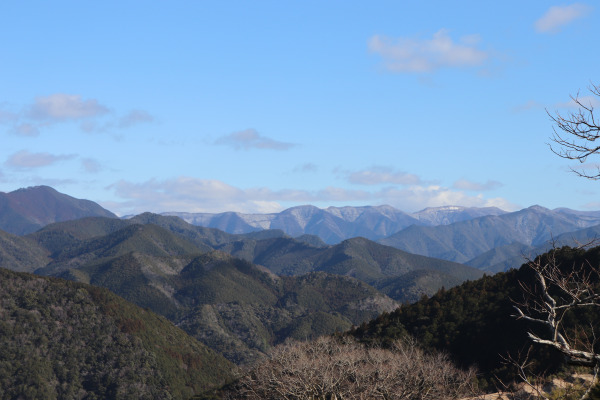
110;177;279;215
214;129;296;150
453;179;503;191
368;29;489;73
109;177;373;215
5;150;76;169
3;94;152;135
376;185;517;212
346;166;421;185
535;3;591;33
28;94;109;121
107;176;516;216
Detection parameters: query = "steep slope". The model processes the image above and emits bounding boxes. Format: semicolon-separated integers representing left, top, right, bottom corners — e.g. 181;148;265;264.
0;186;117;235
0;267;236;399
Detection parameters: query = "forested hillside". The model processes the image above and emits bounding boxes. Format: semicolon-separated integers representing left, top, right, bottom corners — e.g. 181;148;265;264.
350;246;600;387
6;218;398;364
0;267;236;399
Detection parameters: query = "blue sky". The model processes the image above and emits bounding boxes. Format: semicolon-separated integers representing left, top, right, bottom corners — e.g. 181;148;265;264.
1;1;599;215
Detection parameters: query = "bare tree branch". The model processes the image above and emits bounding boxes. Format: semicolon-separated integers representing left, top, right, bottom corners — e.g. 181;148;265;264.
225;335;475;399
548;82;600;179
511;246;600;399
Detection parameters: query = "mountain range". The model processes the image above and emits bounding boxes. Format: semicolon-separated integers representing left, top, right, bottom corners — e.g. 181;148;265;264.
163;204;507;243
2;185;600;397
1;215;405;364
4;186;600;275
380;205;600;269
166;204;600;272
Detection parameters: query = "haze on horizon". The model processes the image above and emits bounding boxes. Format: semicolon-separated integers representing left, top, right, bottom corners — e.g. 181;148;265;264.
0;2;598;216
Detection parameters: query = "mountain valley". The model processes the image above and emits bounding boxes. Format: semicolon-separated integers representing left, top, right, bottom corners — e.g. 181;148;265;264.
2;185;600;398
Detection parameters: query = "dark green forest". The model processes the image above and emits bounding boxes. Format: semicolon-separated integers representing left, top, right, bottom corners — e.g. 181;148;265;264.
0;267;236;399
350;246;600;390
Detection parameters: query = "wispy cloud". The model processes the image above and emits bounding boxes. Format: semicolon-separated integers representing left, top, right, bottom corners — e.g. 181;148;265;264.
10;123;39;137
1;94;154;136
368;29;489;73
453;179;503;191
582;201;600;210
28;94;109;121
512;100;544;113
214;129;296;151
110;177;283;214
5;150;76;170
0;107;18;124
107;176;516;216
346;166;421;185
535;3;591;33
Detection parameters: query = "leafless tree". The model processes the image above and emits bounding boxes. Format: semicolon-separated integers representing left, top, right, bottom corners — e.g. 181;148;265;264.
549;82;600;179
225;335;475;400
512;245;600;400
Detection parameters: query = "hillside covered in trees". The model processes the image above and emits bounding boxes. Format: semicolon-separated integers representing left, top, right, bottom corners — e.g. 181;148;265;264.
350;246;600;390
0;267;236;399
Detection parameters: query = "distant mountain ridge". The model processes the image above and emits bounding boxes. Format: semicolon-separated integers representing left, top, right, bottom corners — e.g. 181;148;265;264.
164;204;600;272
163;204;508;244
3;185;600;273
380;205;600;268
0;186;116;235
